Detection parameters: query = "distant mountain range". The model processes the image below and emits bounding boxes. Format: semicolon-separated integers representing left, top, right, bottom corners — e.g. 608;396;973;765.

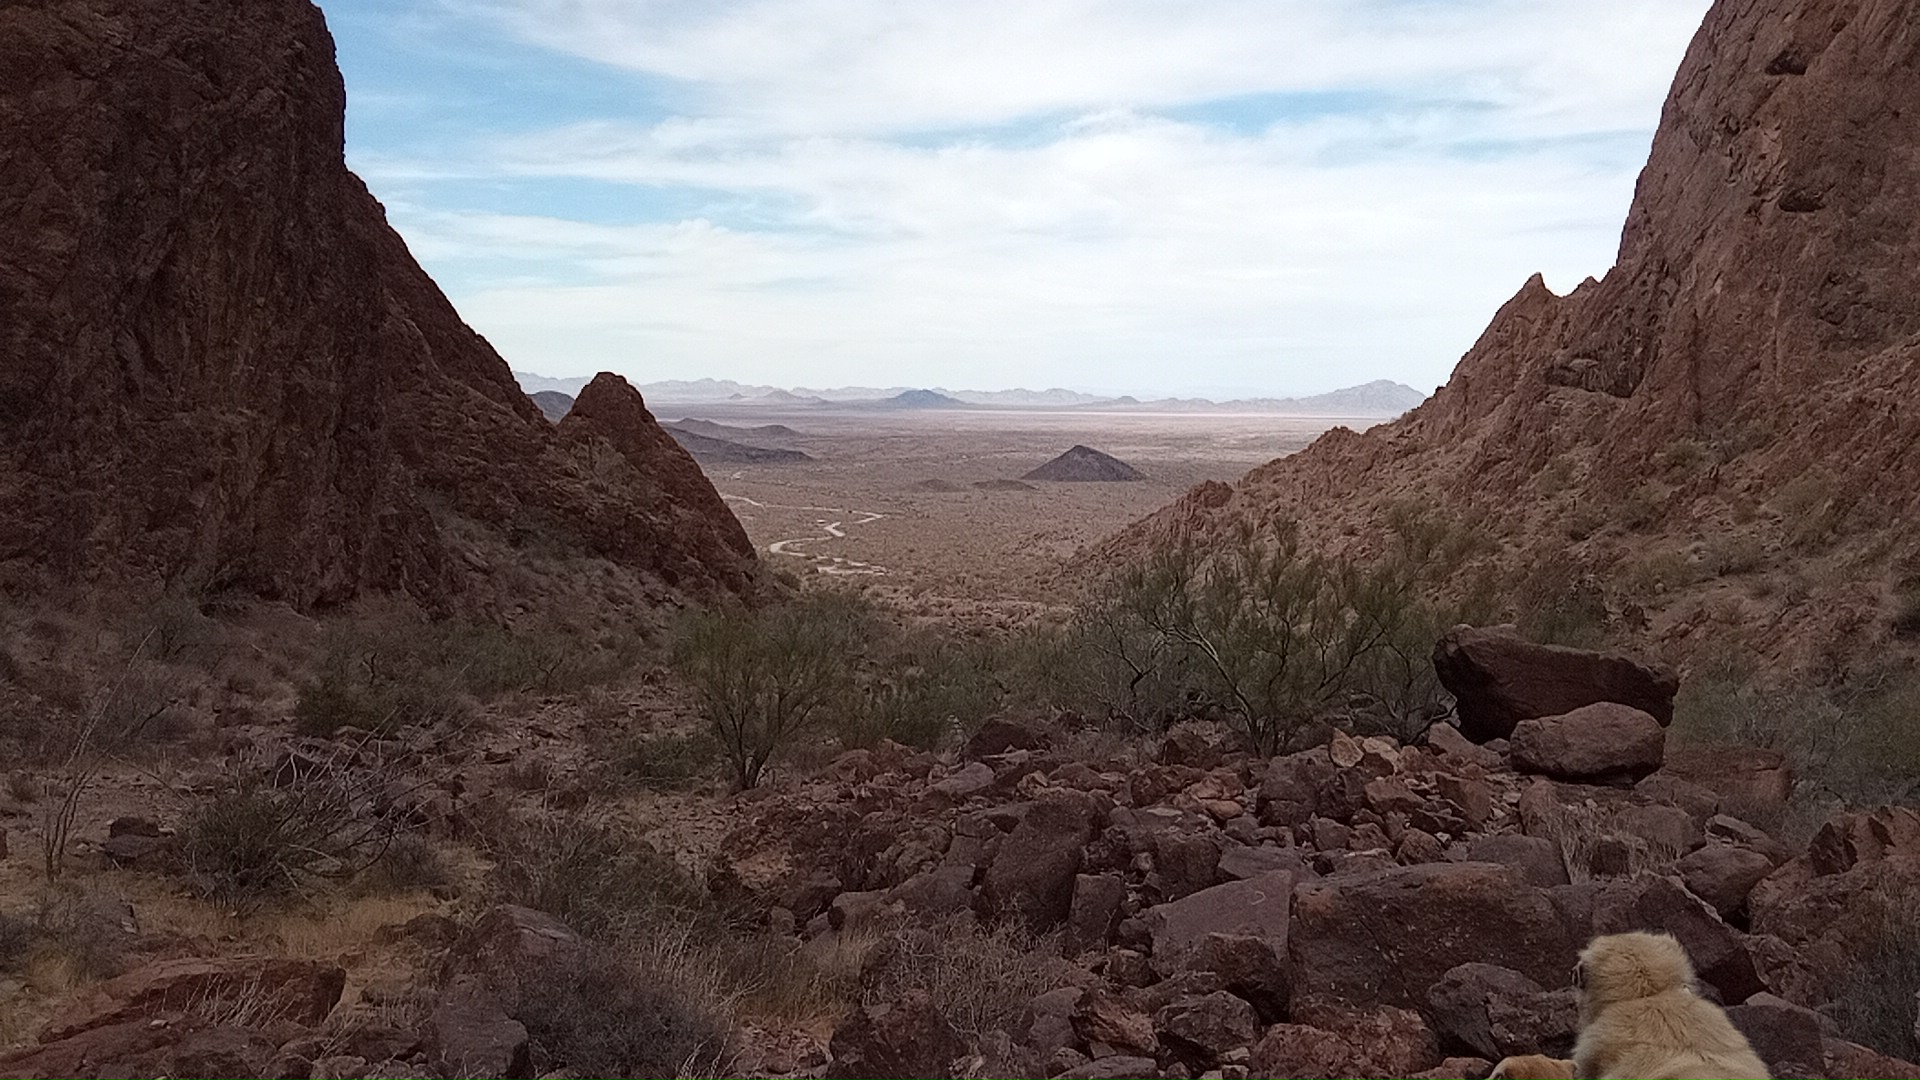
512;372;1427;417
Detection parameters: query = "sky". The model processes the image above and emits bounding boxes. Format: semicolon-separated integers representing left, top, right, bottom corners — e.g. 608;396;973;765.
318;0;1713;399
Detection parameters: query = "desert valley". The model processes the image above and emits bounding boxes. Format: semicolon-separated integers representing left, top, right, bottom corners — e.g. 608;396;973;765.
3;0;1920;1079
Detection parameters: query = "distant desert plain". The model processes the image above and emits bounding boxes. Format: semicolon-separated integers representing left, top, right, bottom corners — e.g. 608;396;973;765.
649;402;1383;620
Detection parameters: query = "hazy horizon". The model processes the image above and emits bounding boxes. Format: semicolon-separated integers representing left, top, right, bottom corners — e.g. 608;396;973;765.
322;0;1711;398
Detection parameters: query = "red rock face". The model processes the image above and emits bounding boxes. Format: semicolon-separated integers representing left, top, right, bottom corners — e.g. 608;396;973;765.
0;0;756;606
1107;0;1920;666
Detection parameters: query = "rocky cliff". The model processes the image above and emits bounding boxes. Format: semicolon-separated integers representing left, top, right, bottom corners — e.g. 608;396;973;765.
1115;0;1920;667
0;0;756;607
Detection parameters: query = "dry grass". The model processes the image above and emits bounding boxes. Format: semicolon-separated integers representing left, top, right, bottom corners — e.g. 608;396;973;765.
1529;802;1682;884
519;934;734;1079
857;919;1074;1042
1832;892;1920;1061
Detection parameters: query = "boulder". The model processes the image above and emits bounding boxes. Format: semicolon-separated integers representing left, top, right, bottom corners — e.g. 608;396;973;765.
43;956;345;1042
1057;1054;1161;1078
825;990;966;1079
1290;862;1574;1008
1808;806;1920;876
1724;993;1826;1079
0;1021;280;1080
889;865;976;918
1425;963;1579;1061
1217;843;1311;882
1823;1038;1920;1080
926;761;995;803
1462;834;1570;888
1246;1023;1358;1079
1065;874;1127;957
1154;991;1260;1064
1072;988;1158;1056
1433;627;1677;743
1187;933;1291;1022
1677;844;1774;918
982;792;1100;931
1142;871;1294;977
430;995;528;1080
1425;723;1504;770
1292;1001;1442;1077
1660;746;1795;818
1508;703;1665;785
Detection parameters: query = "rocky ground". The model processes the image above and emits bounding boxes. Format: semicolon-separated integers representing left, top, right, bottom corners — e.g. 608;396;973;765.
3;627;1917;1079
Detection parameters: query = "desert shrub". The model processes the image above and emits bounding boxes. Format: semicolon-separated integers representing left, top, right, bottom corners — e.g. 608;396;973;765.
294;610;643;737
31;883;133;979
1831;893;1920;1061
519;940;732;1079
179;767;400;907
1622;549;1701;598
483;813;714;942
600;729;719;791
1080;511;1484;754
0;911;32;972
1514;560;1610;648
859;920;1074;1042
671;593;870;789
359;832;454;895
1704;533;1770;577
1674;657;1920;811
1620;481;1669;532
843;629;1001;750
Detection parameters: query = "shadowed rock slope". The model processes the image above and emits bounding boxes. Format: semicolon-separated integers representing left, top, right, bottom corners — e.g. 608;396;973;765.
0;0;756;606
1110;0;1920;668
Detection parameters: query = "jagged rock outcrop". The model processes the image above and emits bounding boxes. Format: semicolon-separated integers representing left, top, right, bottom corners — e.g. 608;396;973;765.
0;0;756;607
1106;0;1920;667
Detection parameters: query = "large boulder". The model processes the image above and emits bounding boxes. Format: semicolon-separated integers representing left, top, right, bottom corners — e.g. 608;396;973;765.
1724;993;1826;1079
1574;876;1766;1004
1677;844;1775;918
0;1021;282;1080
825;990;966;1079
1290;862;1574;1009
1509;703;1666;784
982;792;1102;931
1432;628;1678;743
1425;963;1579;1061
1141;870;1294;977
1660;747;1795;818
42;956;344;1042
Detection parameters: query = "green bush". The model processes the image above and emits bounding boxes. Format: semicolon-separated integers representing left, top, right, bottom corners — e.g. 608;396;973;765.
671;594;869;789
843;629;1001;750
1077;510;1486;754
1674;657;1920;813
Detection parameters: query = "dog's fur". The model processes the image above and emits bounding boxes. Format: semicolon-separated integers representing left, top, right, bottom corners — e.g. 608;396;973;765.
1488;1053;1576;1078
1570;932;1769;1079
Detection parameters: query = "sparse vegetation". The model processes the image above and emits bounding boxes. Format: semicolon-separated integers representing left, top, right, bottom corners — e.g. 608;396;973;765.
1075;509;1489;753
600;729;721;790
179;761;409;907
1831;894;1920;1062
483;813;714;942
841;628;1000;751
1674;656;1920;815
671;593;869;789
519;940;733;1079
294;607;643;737
858;919;1074;1042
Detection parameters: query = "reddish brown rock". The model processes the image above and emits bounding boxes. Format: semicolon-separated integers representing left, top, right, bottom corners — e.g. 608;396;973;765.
1072;989;1159;1056
1462;834;1569;889
1154;991;1260;1065
1823;1039;1920;1080
825;990;965;1080
1293;1001;1442;1077
1508;703;1666;785
1290;862;1574;1008
983;792;1101;931
1246;1023;1359;1080
1425;963;1579;1062
43;957;344;1042
1433;630;1679;743
1065;873;1127;957
1142;871;1294;978
0;0;755;607
1580;875;1765;1004
1677;844;1775;918
1724;993;1826;1079
1100;0;1920;674
1661;747;1796;819
0;1020;281;1080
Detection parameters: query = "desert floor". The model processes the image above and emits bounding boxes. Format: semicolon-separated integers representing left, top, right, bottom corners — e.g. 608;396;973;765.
659;405;1369;618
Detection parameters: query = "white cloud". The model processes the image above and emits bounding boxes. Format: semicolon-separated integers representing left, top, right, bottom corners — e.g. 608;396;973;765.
366;0;1712;394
